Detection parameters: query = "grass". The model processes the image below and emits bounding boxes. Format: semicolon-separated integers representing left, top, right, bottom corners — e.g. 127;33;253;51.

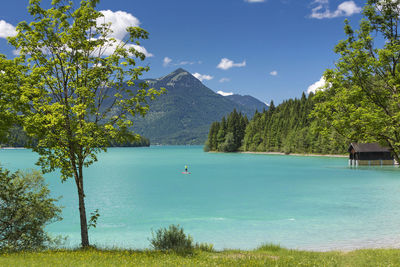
2;247;400;266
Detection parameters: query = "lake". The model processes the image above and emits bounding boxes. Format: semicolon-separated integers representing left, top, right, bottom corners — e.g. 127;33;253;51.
1;146;400;251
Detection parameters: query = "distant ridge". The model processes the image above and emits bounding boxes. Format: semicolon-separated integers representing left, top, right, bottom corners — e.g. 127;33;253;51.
132;68;267;145
225;94;267;112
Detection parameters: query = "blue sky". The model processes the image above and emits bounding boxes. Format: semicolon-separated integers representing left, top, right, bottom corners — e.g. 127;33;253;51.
0;0;365;104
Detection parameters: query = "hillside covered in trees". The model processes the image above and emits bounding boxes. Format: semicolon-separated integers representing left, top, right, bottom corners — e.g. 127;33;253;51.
1;126;150;148
132;68;266;145
205;92;348;154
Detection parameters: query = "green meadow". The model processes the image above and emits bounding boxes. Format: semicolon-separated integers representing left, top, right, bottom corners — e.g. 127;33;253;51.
2;247;400;267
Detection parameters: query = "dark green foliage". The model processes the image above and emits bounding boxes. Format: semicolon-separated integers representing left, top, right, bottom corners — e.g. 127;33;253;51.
206;94;348;154
206;109;248;152
1;126;32;148
219;132;236;152
150;224;194;254
0;126;150;148
0;169;61;251
108;135;150;147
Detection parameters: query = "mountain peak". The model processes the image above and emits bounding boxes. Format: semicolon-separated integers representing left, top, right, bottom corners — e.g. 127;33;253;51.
173;68;188;74
157;68;202;87
158;68;189;80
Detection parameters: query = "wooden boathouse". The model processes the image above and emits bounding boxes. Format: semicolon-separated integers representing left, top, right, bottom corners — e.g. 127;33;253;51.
348;143;394;166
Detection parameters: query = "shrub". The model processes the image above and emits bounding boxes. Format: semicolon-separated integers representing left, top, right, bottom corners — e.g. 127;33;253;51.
0;169;61;251
195;242;214;252
256;243;282;252
150;224;194;254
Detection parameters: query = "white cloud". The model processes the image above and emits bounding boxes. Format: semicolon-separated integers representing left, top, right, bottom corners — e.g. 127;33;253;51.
193;72;214;82
244;0;265;2
0;20;17;39
101;40;153;57
129;44;153;57
217;58;246;70
98;10;140;40
163;57;172;67
4;11;152;58
310;0;362;19
337;1;362;16
307;76;326;94
163;57;199;67
270;70;278;76
96;10;153;58
219;78;230;83
177;61;196;66
217;90;234;96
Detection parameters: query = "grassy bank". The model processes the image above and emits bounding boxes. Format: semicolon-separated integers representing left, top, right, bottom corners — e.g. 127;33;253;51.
2;246;400;266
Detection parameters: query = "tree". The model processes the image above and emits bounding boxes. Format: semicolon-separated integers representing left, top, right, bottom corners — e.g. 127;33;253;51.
312;0;400;161
5;0;163;247
219;132;236;152
0;169;61;251
0;56;26;145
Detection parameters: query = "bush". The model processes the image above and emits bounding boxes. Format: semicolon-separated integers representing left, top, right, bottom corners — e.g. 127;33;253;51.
256;243;282;252
150;224;194;254
0;169;61;251
194;242;214;252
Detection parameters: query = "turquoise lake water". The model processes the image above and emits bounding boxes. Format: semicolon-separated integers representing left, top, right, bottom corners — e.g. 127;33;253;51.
1;146;400;251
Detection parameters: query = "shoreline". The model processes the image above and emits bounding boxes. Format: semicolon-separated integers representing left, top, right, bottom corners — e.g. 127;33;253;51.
240;151;347;158
0;147;27;150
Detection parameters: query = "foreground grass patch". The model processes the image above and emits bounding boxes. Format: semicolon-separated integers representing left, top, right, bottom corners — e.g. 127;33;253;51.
2;247;400;266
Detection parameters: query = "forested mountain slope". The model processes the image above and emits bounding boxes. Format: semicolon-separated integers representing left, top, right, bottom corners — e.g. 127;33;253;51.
132;68;267;145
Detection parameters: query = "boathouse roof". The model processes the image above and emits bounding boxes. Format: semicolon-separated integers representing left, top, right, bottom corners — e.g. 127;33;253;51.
348;143;391;153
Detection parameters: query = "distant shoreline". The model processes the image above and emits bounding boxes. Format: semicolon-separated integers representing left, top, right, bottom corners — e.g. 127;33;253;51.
240;151;347;158
0;146;348;158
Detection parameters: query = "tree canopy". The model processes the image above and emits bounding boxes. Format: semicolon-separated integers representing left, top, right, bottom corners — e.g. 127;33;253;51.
312;0;400;161
2;0;162;247
205;94;348;154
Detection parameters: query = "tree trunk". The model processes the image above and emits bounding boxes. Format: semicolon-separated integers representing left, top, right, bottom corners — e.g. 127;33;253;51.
76;174;89;247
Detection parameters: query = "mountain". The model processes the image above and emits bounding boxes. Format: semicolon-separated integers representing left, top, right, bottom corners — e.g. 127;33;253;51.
225;94;267;112
132;68;267;145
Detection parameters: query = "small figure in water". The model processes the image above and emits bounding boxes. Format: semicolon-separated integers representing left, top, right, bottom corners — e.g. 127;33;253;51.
185;165;188;172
